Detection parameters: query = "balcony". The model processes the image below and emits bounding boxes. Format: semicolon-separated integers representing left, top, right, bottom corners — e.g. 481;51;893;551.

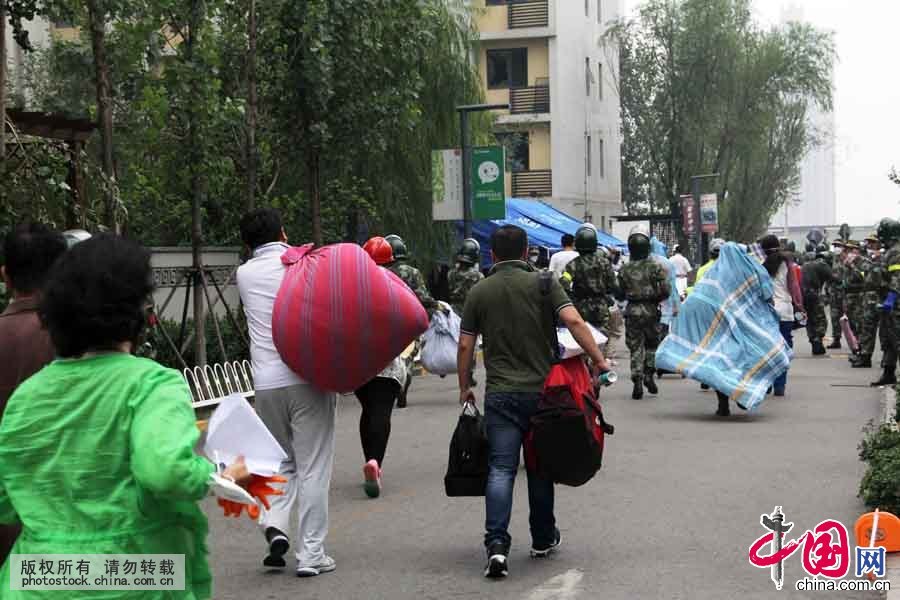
510;84;550;115
508;0;549;29
512;170;552;198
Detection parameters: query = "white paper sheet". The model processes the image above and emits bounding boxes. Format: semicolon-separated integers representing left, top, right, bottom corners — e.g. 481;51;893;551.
556;323;609;360
204;394;287;476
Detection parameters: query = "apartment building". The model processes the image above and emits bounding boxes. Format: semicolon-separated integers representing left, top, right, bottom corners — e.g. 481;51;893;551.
3;17;79;102
474;0;623;229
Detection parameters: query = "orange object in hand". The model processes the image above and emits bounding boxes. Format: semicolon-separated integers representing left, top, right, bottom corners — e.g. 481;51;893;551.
217;474;286;520
218;498;261;520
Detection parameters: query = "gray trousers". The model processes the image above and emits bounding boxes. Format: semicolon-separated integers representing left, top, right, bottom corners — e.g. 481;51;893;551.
255;384;337;566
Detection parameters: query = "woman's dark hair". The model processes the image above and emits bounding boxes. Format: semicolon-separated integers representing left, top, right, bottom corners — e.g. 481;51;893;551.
491;225;528;262
759;234;786;277
40;234;153;358
240;208;283;251
2;223;67;294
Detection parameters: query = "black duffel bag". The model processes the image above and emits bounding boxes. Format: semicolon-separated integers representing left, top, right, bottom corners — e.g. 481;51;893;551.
444;402;489;497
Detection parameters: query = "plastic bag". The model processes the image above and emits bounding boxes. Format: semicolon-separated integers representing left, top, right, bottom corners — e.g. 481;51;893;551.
420;302;461;375
556;323;608;360
444;402;489;497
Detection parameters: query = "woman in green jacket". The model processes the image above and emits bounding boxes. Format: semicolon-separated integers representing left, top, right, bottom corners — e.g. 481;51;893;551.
0;234;251;599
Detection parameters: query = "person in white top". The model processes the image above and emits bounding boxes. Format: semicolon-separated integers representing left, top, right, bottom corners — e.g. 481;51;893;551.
669;245;692;297
548;234;579;278
759;234;797;398
236;208;338;578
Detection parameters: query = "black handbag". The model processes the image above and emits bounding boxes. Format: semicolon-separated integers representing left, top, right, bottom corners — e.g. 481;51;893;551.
444;402;489;497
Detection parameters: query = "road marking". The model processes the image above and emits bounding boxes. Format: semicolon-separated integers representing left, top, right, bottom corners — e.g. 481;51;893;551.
526;569;583;600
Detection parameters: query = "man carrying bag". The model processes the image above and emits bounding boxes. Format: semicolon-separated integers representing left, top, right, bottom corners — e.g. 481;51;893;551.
456;225;611;580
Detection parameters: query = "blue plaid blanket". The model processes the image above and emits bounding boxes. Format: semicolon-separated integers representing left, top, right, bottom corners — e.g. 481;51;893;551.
655;243;792;411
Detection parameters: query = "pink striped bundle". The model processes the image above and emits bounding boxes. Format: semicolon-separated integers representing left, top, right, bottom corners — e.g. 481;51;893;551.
272;243;429;393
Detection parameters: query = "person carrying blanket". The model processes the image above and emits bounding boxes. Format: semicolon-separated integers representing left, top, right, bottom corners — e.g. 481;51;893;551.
655;242;792;413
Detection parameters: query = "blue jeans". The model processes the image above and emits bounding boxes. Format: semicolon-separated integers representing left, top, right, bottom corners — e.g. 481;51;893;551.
773;321;794;393
483;392;555;550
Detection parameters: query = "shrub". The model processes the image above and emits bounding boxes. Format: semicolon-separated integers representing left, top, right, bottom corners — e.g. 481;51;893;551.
143;312;250;370
858;422;900;514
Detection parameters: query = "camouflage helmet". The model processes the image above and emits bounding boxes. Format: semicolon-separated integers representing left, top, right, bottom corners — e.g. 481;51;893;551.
709;237;726;258
384;234;408;261
877;219;900;245
843;239;862;252
457;238;481;266
627;232;651;260
574;225;598;254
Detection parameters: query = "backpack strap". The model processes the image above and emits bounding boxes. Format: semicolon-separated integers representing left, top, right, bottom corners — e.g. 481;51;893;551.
538;271;561;365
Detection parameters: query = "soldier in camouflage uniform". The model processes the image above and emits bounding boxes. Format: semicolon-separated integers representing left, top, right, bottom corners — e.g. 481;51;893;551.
448;239;484;317
853;234;883;368
827;240;847;349
873;219;900;386
616;232;671;400
448;238;484;387
800;248;832;355
843;240;869;361
560;225;618;334
385;234;436;408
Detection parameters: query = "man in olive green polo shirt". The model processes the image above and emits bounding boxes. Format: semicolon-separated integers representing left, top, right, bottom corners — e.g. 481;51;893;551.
457;224;610;580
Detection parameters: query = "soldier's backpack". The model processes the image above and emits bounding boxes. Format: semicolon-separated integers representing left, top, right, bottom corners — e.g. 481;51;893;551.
523;271;614;487
272;243;429;393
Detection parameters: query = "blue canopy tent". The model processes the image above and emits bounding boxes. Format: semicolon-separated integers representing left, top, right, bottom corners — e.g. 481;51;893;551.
458;198;626;265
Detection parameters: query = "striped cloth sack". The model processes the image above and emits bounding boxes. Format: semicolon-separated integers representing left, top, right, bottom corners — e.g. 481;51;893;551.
655;242;792;411
272;243;429;393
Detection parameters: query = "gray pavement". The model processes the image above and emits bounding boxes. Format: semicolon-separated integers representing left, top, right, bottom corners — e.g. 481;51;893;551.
204;337;883;599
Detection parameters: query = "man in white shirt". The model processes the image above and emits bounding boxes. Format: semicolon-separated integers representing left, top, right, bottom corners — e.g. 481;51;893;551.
237;208;337;577
669;245;692;297
548;234;579;278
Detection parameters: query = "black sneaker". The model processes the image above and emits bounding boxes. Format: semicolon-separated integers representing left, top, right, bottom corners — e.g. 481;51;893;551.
530;528;561;558
631;379;643;400
644;375;658;395
263;527;290;569
484;543;509;579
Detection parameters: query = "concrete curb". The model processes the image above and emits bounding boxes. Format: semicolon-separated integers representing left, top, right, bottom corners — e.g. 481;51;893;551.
878;386;899;600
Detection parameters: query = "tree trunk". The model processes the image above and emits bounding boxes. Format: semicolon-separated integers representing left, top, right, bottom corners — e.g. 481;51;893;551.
308;150;322;246
1;4;7;200
188;0;206;366
245;0;257;211
86;0;117;231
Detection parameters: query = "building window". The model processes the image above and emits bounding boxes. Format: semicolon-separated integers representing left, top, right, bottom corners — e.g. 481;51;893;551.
487;48;528;90
486;0;506;5
496;131;530;172
585;0;589;17
597;0;602;23
586;134;592;177
598;63;603;100
585;57;591;96
599;138;605;179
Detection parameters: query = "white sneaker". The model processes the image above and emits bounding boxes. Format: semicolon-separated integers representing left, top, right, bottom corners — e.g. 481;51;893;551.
296;556;336;578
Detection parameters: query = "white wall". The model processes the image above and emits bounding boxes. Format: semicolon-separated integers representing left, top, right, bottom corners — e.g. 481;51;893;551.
4;17;52;101
549;0;622;229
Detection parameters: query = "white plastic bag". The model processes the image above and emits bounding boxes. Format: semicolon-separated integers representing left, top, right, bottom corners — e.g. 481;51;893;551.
421;302;461;375
556;323;608;360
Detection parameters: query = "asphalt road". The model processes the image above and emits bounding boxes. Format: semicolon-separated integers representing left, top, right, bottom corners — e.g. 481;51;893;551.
204;337;883;600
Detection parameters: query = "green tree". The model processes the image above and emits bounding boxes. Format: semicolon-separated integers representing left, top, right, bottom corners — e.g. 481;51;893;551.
605;0;834;240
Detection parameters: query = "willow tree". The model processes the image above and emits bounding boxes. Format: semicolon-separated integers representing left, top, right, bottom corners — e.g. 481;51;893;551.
605;0;835;240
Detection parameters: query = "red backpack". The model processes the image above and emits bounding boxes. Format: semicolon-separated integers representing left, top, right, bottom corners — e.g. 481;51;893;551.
523;272;614;487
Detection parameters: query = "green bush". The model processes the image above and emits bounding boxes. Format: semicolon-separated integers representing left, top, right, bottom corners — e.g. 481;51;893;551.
858;422;900;514
143;312;250;371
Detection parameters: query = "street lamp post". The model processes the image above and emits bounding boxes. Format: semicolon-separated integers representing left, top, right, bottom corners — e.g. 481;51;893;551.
457;103;509;239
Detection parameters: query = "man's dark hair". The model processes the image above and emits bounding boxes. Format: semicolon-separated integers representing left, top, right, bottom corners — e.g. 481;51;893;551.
561;233;575;248
40;234;153;358
1;223;67;294
240;208;283;251
491;225;528;262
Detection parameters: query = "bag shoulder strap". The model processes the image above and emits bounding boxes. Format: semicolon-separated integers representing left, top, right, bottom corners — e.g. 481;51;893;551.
538;271;561;364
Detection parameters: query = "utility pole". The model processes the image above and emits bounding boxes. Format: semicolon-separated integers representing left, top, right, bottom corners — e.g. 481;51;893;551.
457;103;508;239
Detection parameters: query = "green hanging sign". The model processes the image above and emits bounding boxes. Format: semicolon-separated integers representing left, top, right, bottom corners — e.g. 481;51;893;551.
470;146;506;220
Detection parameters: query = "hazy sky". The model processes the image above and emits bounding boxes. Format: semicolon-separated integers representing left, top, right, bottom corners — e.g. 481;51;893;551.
622;0;900;226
